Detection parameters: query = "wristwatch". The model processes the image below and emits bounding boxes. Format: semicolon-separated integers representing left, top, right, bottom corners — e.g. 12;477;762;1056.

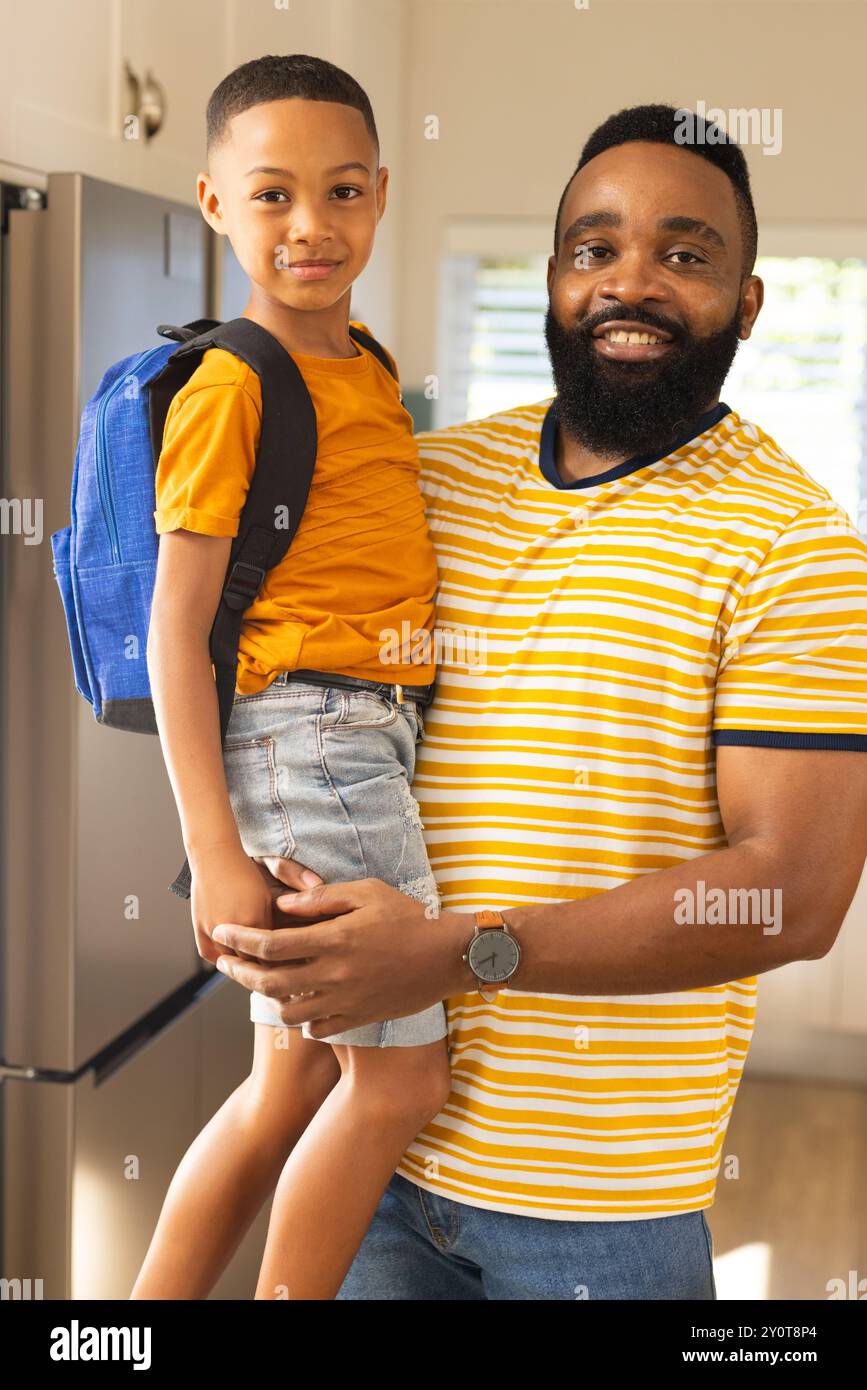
463;910;521;1002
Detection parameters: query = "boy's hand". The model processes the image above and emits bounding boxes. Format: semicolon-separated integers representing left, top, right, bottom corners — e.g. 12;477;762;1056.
250;850;325;906
252;850;330;928
189;851;323;967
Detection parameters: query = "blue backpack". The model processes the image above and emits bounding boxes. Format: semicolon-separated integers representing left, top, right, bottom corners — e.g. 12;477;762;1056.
50;316;396;899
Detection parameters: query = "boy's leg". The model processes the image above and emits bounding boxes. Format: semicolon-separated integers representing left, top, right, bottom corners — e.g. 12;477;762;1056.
254;1038;451;1300
129;1024;340;1299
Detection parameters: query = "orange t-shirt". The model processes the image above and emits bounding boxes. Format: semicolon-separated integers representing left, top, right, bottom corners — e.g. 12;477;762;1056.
153;322;437;694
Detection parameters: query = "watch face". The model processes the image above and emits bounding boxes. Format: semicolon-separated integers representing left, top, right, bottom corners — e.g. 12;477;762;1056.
468;929;520;983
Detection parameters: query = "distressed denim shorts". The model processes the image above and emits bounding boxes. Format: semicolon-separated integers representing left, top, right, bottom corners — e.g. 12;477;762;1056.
221;671;447;1048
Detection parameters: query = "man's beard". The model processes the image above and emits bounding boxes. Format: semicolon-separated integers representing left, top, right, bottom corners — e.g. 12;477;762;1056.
544;300;743;460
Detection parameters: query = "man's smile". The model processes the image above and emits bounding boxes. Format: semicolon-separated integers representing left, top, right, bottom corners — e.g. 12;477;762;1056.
591;318;676;362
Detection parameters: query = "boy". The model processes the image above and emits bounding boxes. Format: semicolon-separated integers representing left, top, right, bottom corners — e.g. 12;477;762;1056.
130;54;450;1301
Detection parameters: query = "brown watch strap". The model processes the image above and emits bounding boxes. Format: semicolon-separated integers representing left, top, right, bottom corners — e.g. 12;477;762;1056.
475;909;506;931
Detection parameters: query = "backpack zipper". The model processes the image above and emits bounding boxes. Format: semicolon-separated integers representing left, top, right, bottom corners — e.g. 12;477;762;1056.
95;346;165;563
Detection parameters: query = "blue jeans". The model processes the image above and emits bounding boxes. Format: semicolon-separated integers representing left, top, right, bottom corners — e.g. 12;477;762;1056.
336;1172;717;1299
222;672;447;1047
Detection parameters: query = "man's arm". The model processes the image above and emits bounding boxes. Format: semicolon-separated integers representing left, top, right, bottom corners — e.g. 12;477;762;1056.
207;745;867;1036
501;744;867;995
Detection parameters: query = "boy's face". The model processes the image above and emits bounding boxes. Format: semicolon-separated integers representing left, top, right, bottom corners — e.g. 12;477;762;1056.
199;97;386;313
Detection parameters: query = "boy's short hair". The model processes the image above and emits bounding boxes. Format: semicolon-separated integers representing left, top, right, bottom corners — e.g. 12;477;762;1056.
206;53;379;162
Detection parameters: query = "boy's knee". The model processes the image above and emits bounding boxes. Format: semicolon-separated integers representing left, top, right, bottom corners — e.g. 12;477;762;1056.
347;1053;451;1127
388;1056;452;1127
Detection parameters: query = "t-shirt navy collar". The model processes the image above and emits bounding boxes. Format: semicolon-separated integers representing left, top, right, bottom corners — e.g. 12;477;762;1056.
538;398;733;491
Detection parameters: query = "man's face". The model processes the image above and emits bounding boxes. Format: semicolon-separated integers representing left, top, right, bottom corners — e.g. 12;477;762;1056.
546;141;763;459
199;97;386;314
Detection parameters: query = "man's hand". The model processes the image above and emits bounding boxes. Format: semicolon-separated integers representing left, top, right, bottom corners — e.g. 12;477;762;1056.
210;876;472;1039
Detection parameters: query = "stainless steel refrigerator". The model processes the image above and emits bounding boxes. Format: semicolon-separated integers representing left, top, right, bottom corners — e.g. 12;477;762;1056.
0;171;270;1299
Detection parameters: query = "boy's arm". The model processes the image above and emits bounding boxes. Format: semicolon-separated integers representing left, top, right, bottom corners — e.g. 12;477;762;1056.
148;366;262;866
146;529;244;862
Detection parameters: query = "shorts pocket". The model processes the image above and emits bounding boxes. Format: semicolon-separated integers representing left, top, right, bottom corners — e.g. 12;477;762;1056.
221;735;296;860
320;688;398;730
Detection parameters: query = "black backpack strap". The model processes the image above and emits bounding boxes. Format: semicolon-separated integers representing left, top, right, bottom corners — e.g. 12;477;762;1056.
348;324;398;381
148;318;318;899
157;319;222;344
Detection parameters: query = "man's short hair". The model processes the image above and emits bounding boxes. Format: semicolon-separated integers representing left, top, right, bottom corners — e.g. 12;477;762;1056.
553;103;758;279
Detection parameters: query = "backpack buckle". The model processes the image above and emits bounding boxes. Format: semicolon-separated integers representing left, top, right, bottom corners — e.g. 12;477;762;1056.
223;560;265;610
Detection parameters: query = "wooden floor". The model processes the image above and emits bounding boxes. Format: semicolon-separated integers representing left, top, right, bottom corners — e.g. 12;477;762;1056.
706;1073;867;1300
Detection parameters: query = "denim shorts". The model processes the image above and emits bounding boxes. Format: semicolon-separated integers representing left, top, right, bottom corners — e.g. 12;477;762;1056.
221;671;447;1048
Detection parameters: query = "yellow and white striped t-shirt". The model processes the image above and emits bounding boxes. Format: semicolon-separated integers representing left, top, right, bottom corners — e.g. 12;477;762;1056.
396;397;867;1222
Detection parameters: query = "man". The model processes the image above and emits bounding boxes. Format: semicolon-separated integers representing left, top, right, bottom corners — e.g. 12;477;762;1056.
211;104;867;1299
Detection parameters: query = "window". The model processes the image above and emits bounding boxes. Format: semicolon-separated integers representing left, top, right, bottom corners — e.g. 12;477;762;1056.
437;254;554;426
724;257;867;528
437;228;867;530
